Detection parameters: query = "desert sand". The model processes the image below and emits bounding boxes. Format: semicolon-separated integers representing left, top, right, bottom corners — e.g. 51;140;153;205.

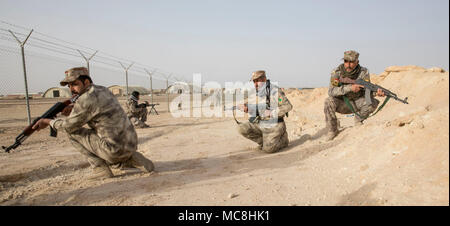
0;66;448;206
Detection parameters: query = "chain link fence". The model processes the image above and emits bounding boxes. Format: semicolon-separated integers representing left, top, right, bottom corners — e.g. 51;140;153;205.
0;21;185;123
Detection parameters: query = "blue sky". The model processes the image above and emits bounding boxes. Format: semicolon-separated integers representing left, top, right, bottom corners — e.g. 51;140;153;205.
0;0;448;89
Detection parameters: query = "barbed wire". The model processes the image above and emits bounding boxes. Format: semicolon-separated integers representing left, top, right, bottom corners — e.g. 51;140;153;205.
0;49;177;97
0;39;184;88
0;44;179;84
0;20;190;82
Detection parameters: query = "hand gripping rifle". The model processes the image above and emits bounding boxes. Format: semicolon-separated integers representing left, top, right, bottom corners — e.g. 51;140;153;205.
137;101;160;115
339;77;409;104
225;104;266;124
2;95;79;153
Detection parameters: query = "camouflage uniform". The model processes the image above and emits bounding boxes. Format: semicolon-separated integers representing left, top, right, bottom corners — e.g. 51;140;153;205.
324;51;379;134
238;71;293;153
50;84;138;167
126;98;148;128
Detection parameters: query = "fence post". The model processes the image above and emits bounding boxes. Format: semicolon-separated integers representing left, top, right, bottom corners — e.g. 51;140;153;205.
165;74;172;113
119;62;134;96
8;29;33;125
144;69;156;105
77;49;98;76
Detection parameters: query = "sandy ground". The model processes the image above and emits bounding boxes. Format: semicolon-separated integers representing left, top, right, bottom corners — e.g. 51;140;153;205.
0;67;448;206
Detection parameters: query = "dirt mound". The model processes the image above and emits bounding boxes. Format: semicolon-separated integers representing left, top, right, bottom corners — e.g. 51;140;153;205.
285;66;449;205
373;66;446;84
0;66;447;206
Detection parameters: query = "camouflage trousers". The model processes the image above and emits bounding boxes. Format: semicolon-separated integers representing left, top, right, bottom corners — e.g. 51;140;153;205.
238;120;289;153
129;108;148;127
324;96;379;132
68;128;134;167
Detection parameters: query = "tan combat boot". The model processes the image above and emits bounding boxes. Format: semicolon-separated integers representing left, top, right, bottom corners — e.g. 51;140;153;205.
126;151;155;173
139;123;150;128
354;117;364;126
88;163;114;180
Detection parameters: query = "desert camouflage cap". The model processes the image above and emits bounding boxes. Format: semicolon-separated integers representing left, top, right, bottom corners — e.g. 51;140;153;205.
251;70;266;81
60;67;90;86
343;50;359;62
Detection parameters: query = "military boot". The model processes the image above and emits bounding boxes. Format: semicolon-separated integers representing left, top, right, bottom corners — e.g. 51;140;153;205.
139;123;150;128
354;116;364;126
124;151;155;173
88;163;113;180
325;130;338;141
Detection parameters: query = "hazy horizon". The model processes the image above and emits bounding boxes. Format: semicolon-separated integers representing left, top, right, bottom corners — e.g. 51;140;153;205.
0;0;448;95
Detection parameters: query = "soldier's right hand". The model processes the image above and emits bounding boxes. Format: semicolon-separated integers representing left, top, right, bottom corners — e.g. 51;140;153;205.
351;84;364;93
238;104;248;113
61;104;74;116
32;118;51;131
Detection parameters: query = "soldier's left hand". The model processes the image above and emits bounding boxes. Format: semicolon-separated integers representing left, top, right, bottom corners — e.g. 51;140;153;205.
376;88;385;97
32;118;51;131
264;109;272;118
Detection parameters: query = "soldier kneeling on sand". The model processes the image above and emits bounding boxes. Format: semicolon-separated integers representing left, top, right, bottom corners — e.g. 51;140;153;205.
126;91;150;128
324;50;385;141
237;70;293;153
33;67;154;180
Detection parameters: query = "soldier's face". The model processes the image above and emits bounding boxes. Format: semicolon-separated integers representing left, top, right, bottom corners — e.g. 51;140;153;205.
344;60;358;72
68;79;89;95
253;77;267;90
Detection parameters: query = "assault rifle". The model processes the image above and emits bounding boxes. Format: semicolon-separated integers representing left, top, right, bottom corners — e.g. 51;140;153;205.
339;77;409;104
2;95;79;153
139;102;159;115
225;103;270;124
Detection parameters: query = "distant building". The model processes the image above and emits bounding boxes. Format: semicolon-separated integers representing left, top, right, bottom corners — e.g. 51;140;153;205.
166;82;192;94
151;89;165;95
43;87;71;98
108;85;150;96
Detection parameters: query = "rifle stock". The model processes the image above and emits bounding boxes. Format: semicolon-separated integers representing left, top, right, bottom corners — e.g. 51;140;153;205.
2;95;79;153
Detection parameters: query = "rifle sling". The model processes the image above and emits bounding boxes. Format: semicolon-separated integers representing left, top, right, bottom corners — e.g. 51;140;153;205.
343;96;391;121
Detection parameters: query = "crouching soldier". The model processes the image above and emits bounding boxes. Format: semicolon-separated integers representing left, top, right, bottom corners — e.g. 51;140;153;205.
324;50;385;141
126;91;150;128
33;67;154;180
237;70;293;153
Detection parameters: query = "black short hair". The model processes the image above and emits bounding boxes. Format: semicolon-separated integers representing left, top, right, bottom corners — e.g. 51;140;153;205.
131;91;140;98
78;75;93;84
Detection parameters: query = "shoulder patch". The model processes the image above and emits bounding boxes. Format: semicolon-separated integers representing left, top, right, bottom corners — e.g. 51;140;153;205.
278;90;285;103
330;77;340;87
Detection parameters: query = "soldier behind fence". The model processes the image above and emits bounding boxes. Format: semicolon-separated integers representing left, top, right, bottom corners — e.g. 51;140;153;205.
126;91;150;128
237;70;293;153
324;50;385;141
32;67;154;180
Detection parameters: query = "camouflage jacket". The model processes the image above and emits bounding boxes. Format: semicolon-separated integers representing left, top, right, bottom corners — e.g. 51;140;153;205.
50;84;137;152
126;98;146;117
328;65;371;100
248;83;293;121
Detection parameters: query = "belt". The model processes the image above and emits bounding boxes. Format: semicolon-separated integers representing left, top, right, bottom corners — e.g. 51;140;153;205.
250;116;285;123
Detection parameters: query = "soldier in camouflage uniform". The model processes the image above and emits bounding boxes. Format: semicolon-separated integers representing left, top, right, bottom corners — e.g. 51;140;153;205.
237;70;293;153
126;91;150;128
324;51;385;141
33;67;154;180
